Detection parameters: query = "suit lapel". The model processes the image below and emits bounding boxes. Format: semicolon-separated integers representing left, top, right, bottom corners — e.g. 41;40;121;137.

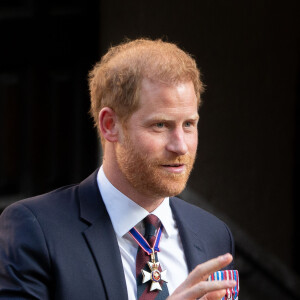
170;197;208;272
78;170;128;300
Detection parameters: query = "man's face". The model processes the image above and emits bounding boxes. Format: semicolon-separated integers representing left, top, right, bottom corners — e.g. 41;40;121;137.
115;78;199;198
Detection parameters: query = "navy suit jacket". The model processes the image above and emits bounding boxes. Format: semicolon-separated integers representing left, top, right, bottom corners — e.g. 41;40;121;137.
0;170;234;299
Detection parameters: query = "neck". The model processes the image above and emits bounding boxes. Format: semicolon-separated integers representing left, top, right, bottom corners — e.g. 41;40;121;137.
102;158;165;212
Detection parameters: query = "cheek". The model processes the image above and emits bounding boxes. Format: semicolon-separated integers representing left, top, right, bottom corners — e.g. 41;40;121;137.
187;134;198;153
134;134;166;155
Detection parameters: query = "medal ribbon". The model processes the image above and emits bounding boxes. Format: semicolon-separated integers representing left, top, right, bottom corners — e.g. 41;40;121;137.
129;224;163;255
208;270;239;299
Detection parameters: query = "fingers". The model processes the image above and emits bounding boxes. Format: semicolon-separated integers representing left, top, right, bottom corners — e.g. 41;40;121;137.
169;253;235;300
187;280;235;300
178;253;233;291
171;280;235;300
202;289;227;300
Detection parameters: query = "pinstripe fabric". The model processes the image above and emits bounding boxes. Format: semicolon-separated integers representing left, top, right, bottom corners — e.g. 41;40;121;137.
136;215;169;300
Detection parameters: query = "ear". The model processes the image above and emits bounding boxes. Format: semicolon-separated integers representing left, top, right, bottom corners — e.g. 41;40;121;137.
98;107;120;142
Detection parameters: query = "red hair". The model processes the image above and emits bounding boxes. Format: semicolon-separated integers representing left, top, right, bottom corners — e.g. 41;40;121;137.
89;38;204;136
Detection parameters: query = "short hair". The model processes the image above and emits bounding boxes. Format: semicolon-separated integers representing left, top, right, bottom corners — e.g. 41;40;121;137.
88;38;204;137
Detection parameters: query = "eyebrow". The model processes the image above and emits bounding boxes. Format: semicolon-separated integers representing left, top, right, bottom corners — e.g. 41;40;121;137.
145;114;199;122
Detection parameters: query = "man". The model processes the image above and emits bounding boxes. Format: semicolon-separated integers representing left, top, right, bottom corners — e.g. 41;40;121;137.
0;39;236;299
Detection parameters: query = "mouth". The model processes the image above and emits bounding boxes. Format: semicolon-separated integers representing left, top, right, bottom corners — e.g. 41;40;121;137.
161;164;186;173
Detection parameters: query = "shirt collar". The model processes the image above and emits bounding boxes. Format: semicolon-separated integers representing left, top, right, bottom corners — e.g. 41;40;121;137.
97;166;173;237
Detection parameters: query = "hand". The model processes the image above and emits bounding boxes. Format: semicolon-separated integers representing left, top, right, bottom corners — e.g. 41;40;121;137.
167;253;236;300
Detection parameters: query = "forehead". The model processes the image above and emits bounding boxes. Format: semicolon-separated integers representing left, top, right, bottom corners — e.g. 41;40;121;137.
138;78;198;109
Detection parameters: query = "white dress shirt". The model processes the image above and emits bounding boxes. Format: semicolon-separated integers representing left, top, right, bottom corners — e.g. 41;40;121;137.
97;167;189;299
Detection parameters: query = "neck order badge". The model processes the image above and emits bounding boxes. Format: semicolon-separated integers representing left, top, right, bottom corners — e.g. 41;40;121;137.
129;222;168;292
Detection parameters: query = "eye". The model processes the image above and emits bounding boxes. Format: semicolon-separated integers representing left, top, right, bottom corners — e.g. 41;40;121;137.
155;122;165;128
184;121;192;127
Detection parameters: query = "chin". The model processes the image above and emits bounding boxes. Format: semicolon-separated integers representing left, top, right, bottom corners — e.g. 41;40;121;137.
149;180;187;198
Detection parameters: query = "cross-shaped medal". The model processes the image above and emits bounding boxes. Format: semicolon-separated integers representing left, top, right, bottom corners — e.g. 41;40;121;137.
141;248;168;291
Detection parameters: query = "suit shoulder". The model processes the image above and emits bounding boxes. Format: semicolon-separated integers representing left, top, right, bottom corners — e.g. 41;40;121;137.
2;183;79;220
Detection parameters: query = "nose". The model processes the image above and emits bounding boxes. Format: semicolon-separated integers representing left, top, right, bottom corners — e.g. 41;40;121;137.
165;128;188;155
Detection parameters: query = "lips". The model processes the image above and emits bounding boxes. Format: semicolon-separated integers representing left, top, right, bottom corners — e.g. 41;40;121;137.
161;164;186;174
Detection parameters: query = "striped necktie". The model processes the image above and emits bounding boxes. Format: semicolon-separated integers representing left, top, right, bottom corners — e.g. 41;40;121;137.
136;214;169;299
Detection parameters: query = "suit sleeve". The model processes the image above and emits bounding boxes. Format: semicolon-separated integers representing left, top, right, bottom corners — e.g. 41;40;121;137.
0;203;51;299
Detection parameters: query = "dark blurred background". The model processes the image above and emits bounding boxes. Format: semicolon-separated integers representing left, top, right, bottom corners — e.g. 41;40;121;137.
0;1;299;299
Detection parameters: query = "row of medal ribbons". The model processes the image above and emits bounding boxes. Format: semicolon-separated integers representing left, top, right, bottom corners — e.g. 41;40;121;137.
207;270;239;300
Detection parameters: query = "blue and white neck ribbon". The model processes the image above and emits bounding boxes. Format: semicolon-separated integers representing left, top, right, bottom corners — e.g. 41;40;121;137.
128;224;163;255
129;223;168;292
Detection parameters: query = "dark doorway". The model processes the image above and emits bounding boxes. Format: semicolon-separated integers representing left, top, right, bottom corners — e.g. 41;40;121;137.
0;1;99;200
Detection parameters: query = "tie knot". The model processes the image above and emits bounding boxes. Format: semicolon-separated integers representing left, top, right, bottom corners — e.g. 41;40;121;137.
144;214;161;239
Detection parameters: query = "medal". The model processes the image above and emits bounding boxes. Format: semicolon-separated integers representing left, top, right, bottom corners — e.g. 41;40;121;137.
129;225;168;291
141;248;168;291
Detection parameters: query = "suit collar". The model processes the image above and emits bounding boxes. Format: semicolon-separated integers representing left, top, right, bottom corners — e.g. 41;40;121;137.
78;169;104;224
170;197;208;272
78;169;128;300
